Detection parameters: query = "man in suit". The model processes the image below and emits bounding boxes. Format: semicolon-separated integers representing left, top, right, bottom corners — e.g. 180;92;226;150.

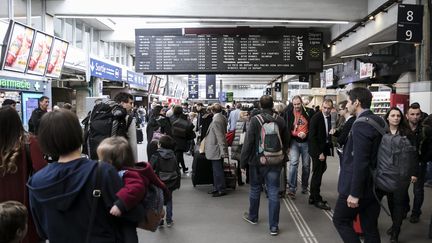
205;103;229;197
333;87;385;243
308;99;334;210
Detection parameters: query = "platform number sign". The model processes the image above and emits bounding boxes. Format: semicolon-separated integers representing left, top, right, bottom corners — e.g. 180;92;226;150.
397;4;423;43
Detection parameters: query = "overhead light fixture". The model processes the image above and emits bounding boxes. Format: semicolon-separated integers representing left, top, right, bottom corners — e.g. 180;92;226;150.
323;62;343;67
55;15;350;25
327;44;331;48
340;53;371;59
369;16;375;20
368;40;399;46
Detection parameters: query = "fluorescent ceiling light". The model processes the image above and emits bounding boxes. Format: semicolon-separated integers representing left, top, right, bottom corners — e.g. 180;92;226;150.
323;62;343;67
340;53;371;59
55;15;349;25
368;40;399;46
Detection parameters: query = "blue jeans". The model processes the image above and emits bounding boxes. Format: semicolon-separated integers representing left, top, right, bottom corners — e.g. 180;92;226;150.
426;161;432;184
248;165;282;230
166;197;173;223
211;159;226;192
412;162;427;216
288;141;311;193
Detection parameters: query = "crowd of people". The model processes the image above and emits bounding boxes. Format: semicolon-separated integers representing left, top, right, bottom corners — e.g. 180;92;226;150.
1;88;432;242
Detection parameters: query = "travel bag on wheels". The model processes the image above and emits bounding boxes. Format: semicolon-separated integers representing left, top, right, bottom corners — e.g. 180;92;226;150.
224;157;237;190
191;144;213;187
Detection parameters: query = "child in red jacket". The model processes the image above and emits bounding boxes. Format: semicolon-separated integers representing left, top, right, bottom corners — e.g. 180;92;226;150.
97;137;170;241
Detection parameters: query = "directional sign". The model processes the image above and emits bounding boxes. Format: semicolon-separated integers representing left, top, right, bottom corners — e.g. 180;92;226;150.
90;58;122;82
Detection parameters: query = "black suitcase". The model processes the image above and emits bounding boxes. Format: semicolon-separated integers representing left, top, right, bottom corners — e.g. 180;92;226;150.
224;158;237;190
136;128;143;144
191;146;213;187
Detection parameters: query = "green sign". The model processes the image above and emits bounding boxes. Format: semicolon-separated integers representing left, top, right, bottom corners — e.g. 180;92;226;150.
0;78;31;90
226;92;234;102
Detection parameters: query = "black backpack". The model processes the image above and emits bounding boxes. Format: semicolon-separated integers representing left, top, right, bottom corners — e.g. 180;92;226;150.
171;116;195;140
354;117;417;193
82;101;128;159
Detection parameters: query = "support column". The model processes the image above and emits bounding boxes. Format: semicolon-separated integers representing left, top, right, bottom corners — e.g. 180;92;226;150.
75;87;91;120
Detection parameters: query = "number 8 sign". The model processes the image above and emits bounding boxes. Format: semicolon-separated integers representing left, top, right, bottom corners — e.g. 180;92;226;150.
397;4;423;43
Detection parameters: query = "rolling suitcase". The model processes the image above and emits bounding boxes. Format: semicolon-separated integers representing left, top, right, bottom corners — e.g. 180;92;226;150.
137;128;144;143
191;145;213;187
224;158;237;190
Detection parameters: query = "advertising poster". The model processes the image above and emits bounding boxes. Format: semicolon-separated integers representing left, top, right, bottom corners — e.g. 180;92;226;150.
3;22;35;73
325;68;334;87
188;74;199;99
359;62;374;79
158;78;167;95
27;32;54;75
46;38;69;78
206;74;216;99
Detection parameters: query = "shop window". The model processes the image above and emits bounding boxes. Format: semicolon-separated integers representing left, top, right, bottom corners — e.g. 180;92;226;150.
14;0;27;25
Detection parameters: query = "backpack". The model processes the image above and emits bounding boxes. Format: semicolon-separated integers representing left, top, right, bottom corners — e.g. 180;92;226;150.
82;101;128;159
256;113;285;166
354;117;417;193
137;184;165;232
152;153;181;191
171;117;195;140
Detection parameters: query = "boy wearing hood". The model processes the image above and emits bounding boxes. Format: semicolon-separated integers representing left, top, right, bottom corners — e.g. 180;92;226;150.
150;135;181;227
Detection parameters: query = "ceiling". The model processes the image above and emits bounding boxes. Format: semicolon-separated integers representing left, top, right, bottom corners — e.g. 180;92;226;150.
46;0;399;86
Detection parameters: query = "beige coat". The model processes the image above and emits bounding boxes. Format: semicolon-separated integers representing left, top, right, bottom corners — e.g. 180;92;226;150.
204;113;228;160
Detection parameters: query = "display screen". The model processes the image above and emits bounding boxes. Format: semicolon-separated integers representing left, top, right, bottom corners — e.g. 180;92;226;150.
27;31;54;76
45;38;69;78
135;28;323;74
3;22;35;73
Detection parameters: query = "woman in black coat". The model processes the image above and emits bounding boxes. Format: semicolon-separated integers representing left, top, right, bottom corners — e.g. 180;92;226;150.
170;106;195;173
384;107;418;243
146;105;172;160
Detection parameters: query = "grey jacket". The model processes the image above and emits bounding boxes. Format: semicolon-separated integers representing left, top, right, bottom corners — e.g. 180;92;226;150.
205;113;228;160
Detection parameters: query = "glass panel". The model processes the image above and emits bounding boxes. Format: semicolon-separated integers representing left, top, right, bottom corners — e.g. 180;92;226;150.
91;30;98;54
30;0;42;30
54;18;62;38
14;0;27;25
65;19;72;42
75;21;82;48
0;0;8;21
103;41;108;59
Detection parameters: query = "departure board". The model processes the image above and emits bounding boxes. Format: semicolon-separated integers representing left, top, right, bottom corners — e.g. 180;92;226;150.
135;28;322;74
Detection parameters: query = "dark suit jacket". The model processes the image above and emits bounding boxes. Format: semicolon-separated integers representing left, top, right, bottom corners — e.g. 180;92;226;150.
338;110;385;199
308;112;333;158
335;116;356;147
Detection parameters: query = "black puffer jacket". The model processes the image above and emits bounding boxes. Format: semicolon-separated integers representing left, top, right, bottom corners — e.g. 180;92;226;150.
146;114;172;143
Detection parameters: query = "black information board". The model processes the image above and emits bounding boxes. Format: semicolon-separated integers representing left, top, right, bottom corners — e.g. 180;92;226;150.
397;4;423;43
135;28;322;74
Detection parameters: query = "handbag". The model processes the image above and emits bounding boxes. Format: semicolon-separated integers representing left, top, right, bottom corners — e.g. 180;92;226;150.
226;130;235;146
199;137;206;154
137;184;165;232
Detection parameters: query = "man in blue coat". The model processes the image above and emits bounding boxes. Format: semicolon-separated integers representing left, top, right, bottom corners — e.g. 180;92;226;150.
333;87;386;243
